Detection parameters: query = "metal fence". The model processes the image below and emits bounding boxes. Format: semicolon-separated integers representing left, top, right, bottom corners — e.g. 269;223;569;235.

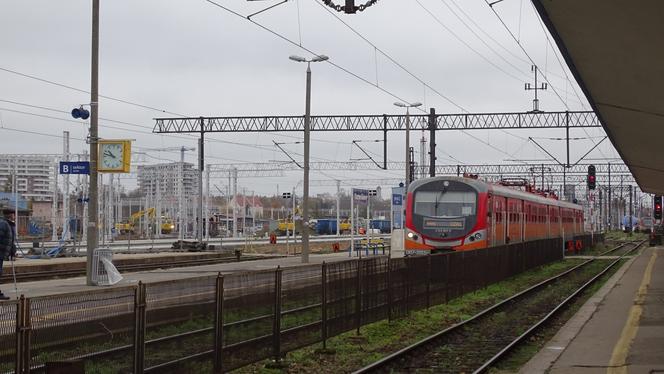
0;236;603;373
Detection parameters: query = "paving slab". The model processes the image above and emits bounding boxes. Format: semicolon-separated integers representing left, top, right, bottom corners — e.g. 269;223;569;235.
521;246;664;374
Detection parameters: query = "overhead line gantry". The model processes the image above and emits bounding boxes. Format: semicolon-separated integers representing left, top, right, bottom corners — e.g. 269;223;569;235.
154;110;600;178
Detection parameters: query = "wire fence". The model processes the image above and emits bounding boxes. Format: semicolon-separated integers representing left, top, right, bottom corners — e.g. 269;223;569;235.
0;234;601;373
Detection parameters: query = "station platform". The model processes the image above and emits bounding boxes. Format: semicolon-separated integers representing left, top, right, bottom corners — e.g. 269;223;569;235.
0;251;372;299
522;245;664;373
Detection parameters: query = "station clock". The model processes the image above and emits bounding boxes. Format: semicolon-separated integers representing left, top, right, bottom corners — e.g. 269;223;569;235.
98;139;132;173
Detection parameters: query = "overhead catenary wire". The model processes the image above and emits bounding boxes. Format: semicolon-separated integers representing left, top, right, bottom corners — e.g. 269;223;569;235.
415;0;528;84
313;0;530;156
314;0;467;112
485;0;609;160
2;2;591;176
0;66;187;117
203;0;428;111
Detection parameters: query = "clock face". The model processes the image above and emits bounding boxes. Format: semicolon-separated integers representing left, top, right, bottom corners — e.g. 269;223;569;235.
100;143;124;170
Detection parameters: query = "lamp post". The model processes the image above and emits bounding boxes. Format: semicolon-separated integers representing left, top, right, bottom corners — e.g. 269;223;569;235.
394;102;422;191
289;54;328;263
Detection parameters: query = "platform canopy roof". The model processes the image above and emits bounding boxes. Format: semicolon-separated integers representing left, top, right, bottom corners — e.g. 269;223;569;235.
532;1;664;194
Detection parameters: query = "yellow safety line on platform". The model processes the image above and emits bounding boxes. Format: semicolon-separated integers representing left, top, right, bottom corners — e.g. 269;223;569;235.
607;248;658;374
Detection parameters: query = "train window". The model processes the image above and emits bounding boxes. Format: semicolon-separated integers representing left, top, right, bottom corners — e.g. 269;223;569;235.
414;190;476;217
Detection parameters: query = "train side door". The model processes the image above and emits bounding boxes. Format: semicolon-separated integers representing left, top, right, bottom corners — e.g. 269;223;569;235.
487;194;493;246
507;199;520;243
520;200;525;243
546;205;551;239
494;196;506;245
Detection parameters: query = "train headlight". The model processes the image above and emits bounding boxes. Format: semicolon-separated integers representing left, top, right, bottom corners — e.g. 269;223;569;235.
407;232;418;240
474;233;482;239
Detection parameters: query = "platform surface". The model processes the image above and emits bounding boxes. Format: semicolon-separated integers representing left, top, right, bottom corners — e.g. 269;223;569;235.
0;251;382;299
521;246;664;373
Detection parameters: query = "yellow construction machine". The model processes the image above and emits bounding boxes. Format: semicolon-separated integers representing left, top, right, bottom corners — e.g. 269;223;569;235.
115;208;175;235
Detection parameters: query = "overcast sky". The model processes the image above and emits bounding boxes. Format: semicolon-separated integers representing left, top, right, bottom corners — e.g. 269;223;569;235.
0;0;621;197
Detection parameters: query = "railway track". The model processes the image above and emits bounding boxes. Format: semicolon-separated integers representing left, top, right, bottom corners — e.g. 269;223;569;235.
0;254;279;283
354;240;645;374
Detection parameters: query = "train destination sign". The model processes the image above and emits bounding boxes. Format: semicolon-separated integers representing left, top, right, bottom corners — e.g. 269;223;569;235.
423;219;464;229
59;161;91;175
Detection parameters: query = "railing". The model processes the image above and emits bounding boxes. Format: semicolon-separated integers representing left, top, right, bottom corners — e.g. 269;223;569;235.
0;235;601;373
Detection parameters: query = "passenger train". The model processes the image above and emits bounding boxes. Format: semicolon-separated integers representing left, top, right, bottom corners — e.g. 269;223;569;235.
404;176;585;253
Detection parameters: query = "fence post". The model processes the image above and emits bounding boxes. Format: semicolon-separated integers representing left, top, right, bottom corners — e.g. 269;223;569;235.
321;262;328;350
273;266;283;362
460;251;465;296
213;273;225;374
387;257;393;321
133;282;146;374
355;259;362;335
404;257;410;312
426;254;431;309
15;295;31;374
445;254;450;303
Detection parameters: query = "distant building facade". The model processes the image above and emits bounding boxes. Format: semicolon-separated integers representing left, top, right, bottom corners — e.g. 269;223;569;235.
0;154;55;202
137;162;198;198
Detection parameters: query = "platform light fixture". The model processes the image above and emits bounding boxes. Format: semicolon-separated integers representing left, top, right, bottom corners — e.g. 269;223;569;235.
289;53;329;264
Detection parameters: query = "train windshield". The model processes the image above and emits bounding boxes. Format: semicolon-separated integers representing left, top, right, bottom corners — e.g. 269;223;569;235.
414;190;476;217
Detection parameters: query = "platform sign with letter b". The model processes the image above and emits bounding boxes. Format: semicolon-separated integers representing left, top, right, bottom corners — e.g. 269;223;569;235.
60;161;90;175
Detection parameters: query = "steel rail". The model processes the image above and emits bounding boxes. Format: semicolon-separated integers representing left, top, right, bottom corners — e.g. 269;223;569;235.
0;255;277;283
353;240;642;373
16;278;384;372
474;240;645;373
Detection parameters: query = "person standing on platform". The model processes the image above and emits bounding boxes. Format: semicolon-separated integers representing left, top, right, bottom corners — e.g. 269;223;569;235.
0;208;18;300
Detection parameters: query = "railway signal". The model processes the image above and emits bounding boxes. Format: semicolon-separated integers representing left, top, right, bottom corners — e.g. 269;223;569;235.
655;195;662;220
282;192;291;199
587;164;596;190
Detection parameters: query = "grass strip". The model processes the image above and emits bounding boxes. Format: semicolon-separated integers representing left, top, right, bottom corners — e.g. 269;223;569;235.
229;257;589;374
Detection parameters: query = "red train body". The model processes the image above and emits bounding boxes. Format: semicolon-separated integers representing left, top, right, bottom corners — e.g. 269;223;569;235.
404;176;585;253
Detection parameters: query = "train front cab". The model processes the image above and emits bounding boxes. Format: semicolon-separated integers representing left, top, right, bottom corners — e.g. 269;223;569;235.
405;178;488;253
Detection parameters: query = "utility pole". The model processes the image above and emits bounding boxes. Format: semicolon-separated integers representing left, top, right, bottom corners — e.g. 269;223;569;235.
51;159;59;241
419;130;427;179
86;0;99;285
608;163;611;230
232;168;238;238
198;134;204;243
336;180;340;236
205;164;210;242
629;185;633;229
82;150;88;241
178;147;185;241
62;131;70;240
428;108;436;178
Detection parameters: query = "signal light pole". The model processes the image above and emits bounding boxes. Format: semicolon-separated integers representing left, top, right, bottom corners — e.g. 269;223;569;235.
654;195;662;222
587;164;596;190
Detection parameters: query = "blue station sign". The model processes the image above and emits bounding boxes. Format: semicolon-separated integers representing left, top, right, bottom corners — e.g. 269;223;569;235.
59;161;90;175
